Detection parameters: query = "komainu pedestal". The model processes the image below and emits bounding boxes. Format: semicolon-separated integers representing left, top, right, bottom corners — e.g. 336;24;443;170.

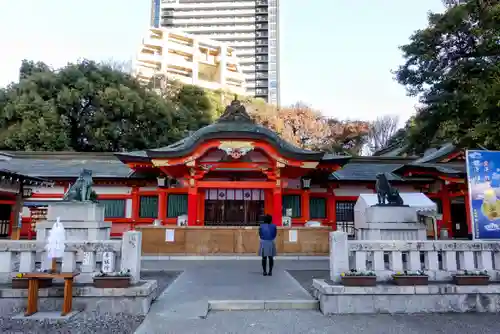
36;202;111;241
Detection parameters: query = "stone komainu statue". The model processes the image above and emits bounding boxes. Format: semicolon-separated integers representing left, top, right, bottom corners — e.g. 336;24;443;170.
375;172;404;206
63;169;98;202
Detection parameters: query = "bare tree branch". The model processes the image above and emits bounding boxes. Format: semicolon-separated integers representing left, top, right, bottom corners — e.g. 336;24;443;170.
366;115;400;154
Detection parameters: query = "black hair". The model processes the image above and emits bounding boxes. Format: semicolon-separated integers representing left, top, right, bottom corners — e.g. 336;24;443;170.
263;214;272;224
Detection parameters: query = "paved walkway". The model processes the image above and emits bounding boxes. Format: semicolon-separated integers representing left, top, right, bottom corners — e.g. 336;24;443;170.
135;259;327;334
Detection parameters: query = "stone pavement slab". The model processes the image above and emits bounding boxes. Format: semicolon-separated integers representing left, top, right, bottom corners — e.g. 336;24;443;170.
137;310;500;334
11;310;80;320
135;260;324;333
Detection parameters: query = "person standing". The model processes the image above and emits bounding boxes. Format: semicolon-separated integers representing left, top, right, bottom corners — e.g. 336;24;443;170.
258;214;277;276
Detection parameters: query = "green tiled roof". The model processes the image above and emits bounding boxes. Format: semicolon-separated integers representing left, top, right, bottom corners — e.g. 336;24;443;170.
331;163;404;181
0;155;134;178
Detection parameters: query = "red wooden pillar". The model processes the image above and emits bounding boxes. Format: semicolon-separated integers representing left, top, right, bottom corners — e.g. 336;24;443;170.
131;186;139;222
158;190;167;223
198;190;205;225
273;188;283;226
327;192;336;229
187;187;198;226
302;190;310;223
465;193;472;236
441;185;453;238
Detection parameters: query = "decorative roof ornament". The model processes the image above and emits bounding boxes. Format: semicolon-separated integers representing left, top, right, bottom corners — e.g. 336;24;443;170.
216;99;254;123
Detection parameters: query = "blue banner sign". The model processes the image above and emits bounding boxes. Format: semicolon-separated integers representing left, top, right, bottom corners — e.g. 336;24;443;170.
466;150;500;239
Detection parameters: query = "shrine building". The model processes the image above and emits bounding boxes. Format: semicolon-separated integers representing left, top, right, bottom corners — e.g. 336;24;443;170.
0;100;469;240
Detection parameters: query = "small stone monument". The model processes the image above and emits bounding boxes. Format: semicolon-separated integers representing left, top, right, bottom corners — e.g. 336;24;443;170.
354;173;432;240
36;169;112;241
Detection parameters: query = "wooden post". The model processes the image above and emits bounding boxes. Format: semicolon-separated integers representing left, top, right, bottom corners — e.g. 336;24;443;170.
25;279;39;316
51;258;57;273
62;278;74;316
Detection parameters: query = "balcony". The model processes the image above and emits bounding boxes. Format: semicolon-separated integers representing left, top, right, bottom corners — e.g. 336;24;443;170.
255;88;268;96
167;2;255;10
137;53;161;64
255;56;268;63
255;39;268;46
255;47;268;54
256;7;268;14
255;80;268;88
165;9;256;18
167;17;255;25
256;0;268;6
183;25;256;33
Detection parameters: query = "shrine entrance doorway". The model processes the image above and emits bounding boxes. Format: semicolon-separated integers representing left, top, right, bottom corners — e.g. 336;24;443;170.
204;189;265;226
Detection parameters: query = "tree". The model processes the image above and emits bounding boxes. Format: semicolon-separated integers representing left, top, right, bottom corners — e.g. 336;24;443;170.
366;115;400;154
394;0;500;153
0;59;211;151
250;103;370;155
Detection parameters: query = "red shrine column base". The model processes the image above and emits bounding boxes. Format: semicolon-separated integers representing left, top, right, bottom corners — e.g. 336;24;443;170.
441;186;453;238
158;191;167;224
302;190;310;223
273;188;283;226
465;197;472;235
187;187;198;226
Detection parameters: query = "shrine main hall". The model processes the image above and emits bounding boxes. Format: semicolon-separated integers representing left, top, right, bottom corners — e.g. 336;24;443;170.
0;100;469;240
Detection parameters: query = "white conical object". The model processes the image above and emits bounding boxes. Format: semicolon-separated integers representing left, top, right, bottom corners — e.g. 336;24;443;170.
45;217;66;259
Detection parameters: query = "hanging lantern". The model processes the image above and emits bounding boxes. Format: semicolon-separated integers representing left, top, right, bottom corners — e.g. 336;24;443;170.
301;177;311;190
157;176;166;187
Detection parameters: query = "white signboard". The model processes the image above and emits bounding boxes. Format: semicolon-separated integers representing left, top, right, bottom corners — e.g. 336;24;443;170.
288;230;298;243
165;229;175;242
102;252;115;273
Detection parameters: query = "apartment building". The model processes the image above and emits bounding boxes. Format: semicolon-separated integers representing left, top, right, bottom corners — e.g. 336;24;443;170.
151;0;280;105
133;27;246;95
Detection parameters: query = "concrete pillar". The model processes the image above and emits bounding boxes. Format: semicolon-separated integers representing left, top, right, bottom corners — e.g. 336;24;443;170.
121;230;142;284
330;231;349;283
192;39;199;84
218;45;227;86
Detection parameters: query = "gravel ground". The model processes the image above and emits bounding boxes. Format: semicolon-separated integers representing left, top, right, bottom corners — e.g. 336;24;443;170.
0;271;181;334
156;310;500;334
287;270;329;294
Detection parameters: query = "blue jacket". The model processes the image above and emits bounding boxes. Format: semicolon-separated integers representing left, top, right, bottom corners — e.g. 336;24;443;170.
259;223;277;241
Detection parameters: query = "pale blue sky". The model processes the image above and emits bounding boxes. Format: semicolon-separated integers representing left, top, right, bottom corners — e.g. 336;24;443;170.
0;0;445;123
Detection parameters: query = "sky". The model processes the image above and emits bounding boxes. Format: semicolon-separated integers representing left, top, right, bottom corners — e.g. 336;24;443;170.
0;0;446;124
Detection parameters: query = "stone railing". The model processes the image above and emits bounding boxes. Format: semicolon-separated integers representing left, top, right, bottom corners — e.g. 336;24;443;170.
0;231;142;284
330;231;500;282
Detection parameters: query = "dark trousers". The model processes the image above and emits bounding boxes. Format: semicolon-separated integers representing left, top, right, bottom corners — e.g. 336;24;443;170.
261;256;274;273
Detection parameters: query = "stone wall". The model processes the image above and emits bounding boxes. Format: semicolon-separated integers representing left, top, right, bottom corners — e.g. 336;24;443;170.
0;231;142;284
330;231;500;282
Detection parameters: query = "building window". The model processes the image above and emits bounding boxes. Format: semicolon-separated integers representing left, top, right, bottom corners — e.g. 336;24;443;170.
310;197;327;219
282;195;301;218
139;196;158;218
167;194;188;218
100;199;126;218
336;201;355;236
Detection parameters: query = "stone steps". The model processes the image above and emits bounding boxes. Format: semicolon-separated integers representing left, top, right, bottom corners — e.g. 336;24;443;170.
208;299;319;311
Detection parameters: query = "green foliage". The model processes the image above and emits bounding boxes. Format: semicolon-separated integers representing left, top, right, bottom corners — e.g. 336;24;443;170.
394;0;500;153
0;59;213;151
